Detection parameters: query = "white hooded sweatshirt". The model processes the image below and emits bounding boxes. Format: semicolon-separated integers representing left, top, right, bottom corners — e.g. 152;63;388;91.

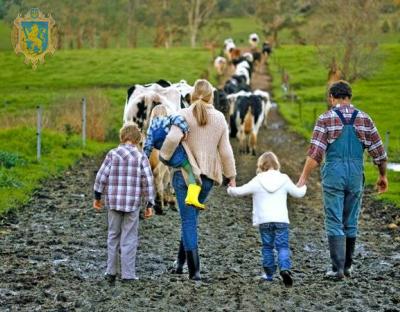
227;170;306;226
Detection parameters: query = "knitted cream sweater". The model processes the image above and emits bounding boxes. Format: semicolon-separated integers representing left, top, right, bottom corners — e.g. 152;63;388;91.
160;104;236;185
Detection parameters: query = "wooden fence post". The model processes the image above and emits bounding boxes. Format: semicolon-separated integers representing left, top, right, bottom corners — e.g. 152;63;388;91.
385;130;390;155
37;106;42;161
82;97;86;147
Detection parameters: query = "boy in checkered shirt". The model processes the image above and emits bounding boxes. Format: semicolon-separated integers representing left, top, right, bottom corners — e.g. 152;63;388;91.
93;122;155;283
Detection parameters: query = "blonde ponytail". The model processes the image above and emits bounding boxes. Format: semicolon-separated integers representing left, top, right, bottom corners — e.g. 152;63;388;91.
191;79;214;126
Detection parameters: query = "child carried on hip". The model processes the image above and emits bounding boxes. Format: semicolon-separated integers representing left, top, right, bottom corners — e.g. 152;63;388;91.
143;104;204;210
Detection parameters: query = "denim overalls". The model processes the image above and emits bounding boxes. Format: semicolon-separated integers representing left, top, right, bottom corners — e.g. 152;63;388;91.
321;109;364;238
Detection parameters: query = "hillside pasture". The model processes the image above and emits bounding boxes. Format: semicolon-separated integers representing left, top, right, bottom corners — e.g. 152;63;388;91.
0;47;212;215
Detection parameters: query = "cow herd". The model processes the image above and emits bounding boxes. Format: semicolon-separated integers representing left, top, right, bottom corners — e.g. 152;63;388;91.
218;35;273;156
122;33;273;211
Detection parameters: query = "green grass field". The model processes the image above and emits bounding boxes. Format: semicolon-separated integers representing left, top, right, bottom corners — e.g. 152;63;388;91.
0;47;212;215
270;44;400;206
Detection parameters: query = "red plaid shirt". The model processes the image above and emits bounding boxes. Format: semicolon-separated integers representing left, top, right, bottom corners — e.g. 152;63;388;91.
94;144;155;212
308;104;387;165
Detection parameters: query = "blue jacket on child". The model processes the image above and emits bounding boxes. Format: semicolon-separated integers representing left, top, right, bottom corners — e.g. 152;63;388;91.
144;115;190;168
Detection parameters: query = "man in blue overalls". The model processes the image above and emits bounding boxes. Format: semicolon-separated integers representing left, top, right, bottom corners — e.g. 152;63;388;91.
298;81;388;279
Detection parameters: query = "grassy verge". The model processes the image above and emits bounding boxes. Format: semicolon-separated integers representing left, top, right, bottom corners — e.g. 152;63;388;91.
0;127;113;215
269;44;400;206
0;47;212;215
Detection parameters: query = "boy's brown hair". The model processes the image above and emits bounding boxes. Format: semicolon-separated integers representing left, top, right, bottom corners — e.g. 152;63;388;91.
119;122;142;144
257;151;281;173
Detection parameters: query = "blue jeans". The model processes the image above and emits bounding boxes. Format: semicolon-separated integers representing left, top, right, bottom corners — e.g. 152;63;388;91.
259;222;291;276
172;171;214;251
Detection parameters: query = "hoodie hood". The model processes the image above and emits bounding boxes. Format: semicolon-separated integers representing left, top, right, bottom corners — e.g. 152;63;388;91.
258;170;287;193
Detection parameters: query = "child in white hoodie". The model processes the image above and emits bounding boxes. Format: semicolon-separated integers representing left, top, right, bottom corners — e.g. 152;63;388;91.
227;151;306;287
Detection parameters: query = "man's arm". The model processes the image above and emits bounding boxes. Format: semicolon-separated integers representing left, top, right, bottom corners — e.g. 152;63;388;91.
376;161;388;193
298;115;326;186
365;116;388;194
297;156;319;187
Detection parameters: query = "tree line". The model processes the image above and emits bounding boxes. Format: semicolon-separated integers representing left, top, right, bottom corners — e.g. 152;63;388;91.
1;0;400;82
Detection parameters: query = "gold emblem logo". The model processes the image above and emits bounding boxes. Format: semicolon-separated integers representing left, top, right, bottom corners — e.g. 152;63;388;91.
11;8;57;70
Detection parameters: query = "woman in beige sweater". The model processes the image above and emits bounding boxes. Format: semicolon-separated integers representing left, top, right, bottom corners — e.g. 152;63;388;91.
160;79;236;280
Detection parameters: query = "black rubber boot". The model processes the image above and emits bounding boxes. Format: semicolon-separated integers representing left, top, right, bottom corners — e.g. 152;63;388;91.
344;237;356;277
186;249;201;281
171;240;186;274
327;236;345;279
280;270;293;288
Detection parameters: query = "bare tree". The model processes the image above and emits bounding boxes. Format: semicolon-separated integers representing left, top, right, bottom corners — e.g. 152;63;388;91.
253;0;300;47
183;0;216;48
309;0;381;82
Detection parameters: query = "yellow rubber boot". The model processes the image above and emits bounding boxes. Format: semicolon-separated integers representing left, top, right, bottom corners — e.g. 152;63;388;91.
185;184;205;210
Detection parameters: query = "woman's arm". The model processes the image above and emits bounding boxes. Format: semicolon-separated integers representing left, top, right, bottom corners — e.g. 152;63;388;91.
159;125;184;161
218;123;236;180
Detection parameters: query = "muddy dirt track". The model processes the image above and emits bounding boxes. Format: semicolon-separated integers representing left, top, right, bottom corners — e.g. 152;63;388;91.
1;67;400;311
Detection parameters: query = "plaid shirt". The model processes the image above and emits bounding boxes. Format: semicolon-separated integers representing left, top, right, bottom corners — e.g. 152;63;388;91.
308;104;387;165
94;144;155;212
143;115;189;158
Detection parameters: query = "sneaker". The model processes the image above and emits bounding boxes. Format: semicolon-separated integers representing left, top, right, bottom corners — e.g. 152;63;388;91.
344;266;353;277
261;273;273;281
121;277;139;283
325;269;345;280
280;270;293;288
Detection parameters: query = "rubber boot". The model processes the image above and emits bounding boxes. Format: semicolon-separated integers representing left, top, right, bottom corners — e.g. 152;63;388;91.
280;270;293;288
171;240;186;274
186;249;201;280
344;237;356;277
185;184;205;210
326;236;345;280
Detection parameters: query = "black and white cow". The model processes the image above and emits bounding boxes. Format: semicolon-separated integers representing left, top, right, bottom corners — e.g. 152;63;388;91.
123;80;192;128
228;90;272;155
249;33;260;49
213;88;229;124
223;75;251;95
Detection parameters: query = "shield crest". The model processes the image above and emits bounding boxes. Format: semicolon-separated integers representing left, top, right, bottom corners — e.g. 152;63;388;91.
12;8;57;69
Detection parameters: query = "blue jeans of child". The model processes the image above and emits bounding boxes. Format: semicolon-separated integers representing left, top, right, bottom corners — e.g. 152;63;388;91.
259;222;291;276
172;171;214;251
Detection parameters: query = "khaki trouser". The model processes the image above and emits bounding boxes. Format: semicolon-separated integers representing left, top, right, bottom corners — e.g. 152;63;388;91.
106;208;140;279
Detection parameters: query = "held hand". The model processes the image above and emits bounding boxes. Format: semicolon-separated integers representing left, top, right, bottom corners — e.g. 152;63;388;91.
93;199;102;212
297;175;307;187
376;175;388;194
144;207;154;219
228;178;236;187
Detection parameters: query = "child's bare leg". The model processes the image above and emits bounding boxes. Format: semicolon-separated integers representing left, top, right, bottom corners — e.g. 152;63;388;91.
182;159;196;184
